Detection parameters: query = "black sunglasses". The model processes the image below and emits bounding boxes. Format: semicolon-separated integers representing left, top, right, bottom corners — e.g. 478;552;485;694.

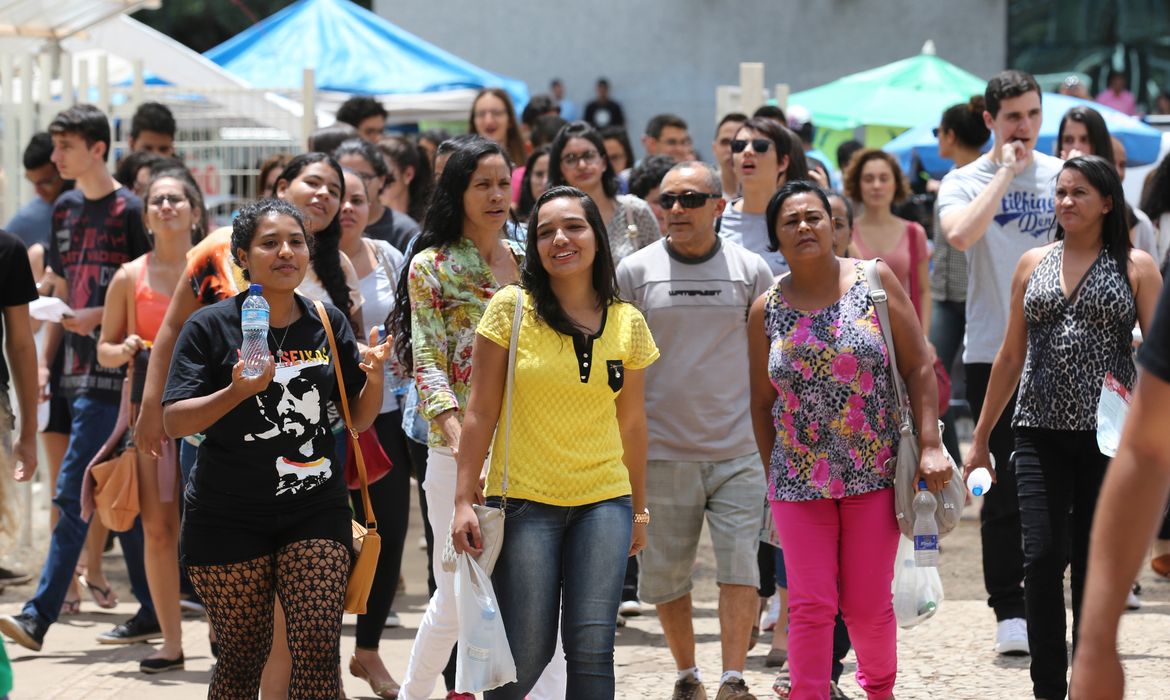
730;138;772;154
659;192;721;209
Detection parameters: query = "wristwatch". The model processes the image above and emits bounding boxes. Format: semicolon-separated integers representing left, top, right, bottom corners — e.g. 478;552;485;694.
633;508;650;525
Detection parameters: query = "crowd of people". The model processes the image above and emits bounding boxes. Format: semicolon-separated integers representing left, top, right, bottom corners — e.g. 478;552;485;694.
0;65;1167;700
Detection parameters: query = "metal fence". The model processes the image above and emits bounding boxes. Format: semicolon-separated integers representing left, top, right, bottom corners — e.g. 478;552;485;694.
0;51;317;226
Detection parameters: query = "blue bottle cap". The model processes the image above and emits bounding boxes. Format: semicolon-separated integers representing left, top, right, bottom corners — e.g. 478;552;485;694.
918;479;927;490
249;283;262;294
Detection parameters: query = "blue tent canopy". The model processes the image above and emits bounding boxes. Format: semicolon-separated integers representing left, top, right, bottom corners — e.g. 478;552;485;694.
203;0;528;110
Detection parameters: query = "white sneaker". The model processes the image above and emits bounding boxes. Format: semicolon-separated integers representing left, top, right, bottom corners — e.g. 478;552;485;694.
384;611;401;628
618;599;643;617
1126;588;1142;611
994;617;1030;656
762;595;780;632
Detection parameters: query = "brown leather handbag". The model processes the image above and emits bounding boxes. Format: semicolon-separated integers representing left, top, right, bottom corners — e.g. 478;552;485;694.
313;300;381;615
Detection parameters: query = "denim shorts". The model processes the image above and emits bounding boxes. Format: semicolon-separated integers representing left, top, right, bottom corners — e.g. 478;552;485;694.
639;453;764;604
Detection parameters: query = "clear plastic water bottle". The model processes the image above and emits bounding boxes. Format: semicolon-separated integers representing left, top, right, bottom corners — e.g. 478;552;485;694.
912;480;939;567
240;284;270;378
966;454;996;497
464;603;496;689
966;468;993;497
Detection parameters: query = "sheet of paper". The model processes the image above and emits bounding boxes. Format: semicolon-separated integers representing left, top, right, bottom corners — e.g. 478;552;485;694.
28;296;73;322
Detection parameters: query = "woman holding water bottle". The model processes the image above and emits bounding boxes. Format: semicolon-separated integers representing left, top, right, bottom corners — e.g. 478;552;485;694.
747;181;946;700
963;156;1162;700
162;198;390;699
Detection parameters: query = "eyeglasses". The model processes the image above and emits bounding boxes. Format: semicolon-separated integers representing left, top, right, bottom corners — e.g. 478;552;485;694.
148;194;187;207
730;138;772;154
561;150;602;168
658;192;721;209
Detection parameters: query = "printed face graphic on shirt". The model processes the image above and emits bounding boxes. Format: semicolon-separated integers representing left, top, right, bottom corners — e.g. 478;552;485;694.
242;357;333;497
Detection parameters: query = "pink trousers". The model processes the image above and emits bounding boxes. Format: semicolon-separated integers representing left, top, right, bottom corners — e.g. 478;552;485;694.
772;488;900;700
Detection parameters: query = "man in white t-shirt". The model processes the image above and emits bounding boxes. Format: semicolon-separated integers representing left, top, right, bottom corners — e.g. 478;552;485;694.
617;162;772;700
938;69;1061;657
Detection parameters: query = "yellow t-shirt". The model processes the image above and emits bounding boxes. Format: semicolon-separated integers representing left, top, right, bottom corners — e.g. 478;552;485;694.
476;285;659;506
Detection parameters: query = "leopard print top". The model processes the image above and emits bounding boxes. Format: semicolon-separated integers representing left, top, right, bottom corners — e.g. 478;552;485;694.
1014;243;1136;431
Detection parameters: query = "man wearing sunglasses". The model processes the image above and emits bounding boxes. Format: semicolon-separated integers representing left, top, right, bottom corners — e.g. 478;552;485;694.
617;162;773;700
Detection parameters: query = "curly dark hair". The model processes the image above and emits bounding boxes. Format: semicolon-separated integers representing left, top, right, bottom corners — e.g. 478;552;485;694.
388;137;512;370
274;153;351;317
522;186;622;337
230;198;313;279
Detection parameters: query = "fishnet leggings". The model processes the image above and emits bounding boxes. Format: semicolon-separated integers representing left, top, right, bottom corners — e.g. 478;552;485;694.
187;538;351;700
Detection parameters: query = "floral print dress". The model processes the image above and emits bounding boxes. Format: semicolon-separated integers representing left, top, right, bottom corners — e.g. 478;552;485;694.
407;236;524;448
763;261;900;501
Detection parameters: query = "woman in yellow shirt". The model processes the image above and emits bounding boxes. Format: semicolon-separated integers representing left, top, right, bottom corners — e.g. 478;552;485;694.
452;185;659;699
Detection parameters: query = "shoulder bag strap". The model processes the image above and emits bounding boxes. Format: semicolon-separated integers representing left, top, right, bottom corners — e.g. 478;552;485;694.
314;299;377;530
499;287;523;506
125;261;140;425
622;196;639;241
864;260;912;423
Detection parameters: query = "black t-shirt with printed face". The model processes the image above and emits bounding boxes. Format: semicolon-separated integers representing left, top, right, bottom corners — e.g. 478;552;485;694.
0;230;39;390
1139;279;1170;383
163;292;367;514
47;187;150;402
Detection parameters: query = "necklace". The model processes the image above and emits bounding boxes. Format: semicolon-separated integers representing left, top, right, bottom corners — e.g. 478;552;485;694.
269;304;297;359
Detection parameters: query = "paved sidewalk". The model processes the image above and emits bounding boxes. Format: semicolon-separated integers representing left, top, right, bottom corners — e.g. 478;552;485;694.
2;493;1169;699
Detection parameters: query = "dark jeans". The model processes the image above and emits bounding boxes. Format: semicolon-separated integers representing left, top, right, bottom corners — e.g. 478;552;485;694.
486;496;632;700
349;410;413;649
930;299;967;461
24;395;155;627
1015;428;1108;700
964;363;1026;621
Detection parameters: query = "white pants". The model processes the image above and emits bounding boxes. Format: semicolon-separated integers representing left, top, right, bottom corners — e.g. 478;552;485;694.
400;447;566;700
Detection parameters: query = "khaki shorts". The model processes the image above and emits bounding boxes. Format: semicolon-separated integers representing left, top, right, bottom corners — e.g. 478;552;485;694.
638;453;764;605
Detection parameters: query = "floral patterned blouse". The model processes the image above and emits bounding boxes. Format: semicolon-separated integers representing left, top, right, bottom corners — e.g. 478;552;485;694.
408;236;524;447
763;261;900;501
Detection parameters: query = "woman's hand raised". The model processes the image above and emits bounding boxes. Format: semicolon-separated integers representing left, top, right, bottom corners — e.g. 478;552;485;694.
359;326;391;382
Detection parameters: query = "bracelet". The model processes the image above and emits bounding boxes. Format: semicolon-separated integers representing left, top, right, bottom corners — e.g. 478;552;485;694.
633;507;650;525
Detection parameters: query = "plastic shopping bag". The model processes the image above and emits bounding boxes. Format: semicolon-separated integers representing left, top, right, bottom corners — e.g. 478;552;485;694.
891;534;943;629
1097;372;1132;458
454;552;516;693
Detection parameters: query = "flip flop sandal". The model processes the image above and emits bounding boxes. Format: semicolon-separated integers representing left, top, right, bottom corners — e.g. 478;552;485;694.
1151;554;1170;579
60;598;81;615
78;574;118;609
773;673;792;699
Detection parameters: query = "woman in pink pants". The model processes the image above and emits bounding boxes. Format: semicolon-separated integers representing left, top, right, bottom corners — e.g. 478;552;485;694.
747;181;949;700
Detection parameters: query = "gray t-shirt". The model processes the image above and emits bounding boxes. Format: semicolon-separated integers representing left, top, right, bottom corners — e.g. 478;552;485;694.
616;237;773;462
937;152;1062;363
719;199;788;277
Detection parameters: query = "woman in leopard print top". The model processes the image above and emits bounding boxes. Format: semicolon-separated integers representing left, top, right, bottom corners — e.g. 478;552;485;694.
964;156;1163;700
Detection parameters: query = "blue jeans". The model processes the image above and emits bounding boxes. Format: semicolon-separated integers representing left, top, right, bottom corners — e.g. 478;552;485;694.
24;395;154;626
485;495;632;700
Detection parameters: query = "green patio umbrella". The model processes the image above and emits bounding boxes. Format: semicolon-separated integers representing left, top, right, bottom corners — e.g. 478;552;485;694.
789;41;986;131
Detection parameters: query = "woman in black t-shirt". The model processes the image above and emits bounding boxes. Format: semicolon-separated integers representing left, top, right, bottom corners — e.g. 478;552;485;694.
162;199;389;699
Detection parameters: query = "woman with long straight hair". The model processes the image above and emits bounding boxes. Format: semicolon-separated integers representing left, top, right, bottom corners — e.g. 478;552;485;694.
452;186;657;698
964;156;1162;700
95;169;205;674
391;137;567;700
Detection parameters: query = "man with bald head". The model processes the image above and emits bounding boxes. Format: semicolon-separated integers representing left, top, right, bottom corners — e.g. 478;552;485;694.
617;162;772;700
